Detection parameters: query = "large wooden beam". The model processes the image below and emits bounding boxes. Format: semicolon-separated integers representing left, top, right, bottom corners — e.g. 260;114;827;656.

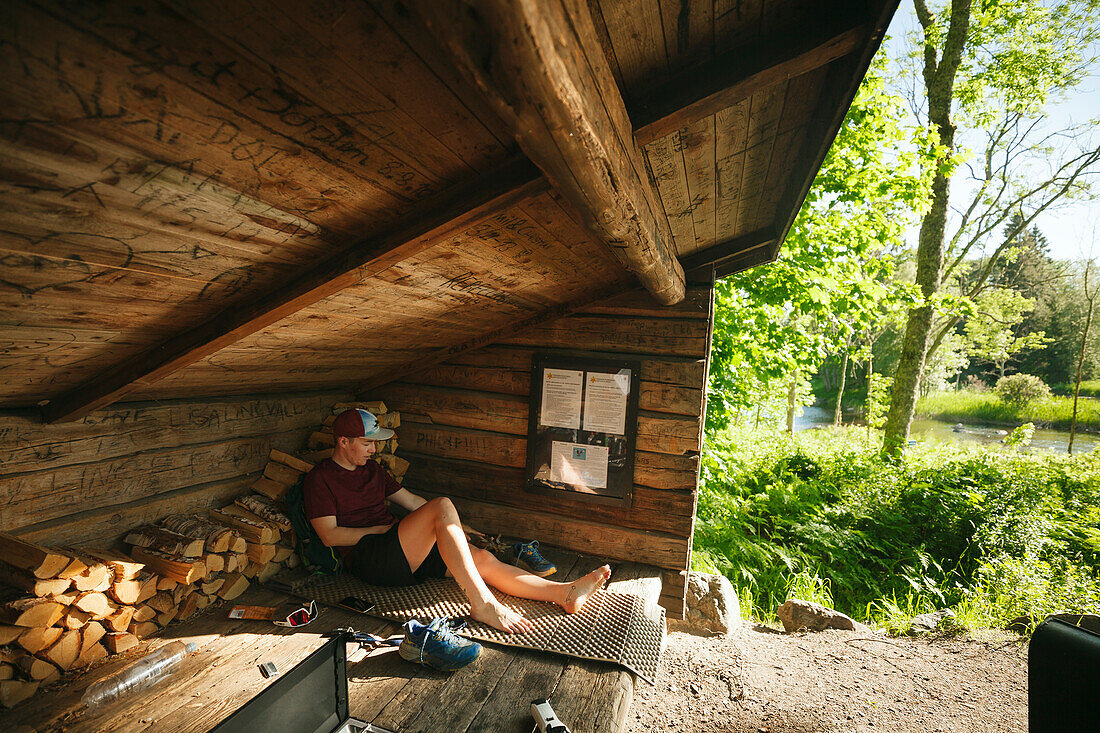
632;20;871;146
680;228;776;272
41;158;544;423
407;0;686;306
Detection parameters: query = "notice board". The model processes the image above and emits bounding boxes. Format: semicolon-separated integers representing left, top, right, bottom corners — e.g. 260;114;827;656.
525;353;641;506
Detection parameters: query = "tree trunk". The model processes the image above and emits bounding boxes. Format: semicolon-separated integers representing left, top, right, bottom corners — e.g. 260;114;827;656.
786;378;797;434
834;351;849;427
1070;263;1096;454
882;0;971;458
866;354;874;442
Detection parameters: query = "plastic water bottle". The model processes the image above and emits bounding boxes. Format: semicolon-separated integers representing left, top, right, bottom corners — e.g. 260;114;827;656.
81;640;198;709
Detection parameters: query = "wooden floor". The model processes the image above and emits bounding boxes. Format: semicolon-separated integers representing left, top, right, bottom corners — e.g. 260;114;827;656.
3;546;663;733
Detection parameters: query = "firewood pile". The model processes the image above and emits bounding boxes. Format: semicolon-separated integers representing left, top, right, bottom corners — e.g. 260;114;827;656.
0;399;406;709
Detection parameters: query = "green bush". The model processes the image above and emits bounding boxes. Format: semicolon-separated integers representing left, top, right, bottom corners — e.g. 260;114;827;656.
995;374;1051;407
694;426;1100;630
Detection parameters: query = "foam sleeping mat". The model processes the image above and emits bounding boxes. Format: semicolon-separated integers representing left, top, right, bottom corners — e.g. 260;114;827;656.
295;574;664;683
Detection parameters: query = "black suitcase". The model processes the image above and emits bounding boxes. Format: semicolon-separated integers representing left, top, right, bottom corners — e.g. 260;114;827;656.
1028;616;1100;731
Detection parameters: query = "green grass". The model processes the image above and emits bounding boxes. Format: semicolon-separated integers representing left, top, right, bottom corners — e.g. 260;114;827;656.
1052;380;1100;398
916;390;1100;431
693;426;1100;633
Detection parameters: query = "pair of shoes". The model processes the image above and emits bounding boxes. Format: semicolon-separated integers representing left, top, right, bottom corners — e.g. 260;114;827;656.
512;540;556;577
399;617;482;671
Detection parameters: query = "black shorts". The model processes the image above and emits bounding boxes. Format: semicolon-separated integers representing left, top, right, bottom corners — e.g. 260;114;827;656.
343;523;448;586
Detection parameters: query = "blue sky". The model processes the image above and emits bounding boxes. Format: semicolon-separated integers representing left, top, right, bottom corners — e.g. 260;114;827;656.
881;3;1100;261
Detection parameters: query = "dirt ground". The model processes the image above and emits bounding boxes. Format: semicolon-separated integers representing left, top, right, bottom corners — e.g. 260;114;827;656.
627;623;1028;732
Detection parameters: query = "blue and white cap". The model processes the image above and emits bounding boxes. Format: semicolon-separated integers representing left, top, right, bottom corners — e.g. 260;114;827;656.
332;408;395;441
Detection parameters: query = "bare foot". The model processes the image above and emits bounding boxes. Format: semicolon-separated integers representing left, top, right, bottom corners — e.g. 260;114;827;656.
470;598;534;634
562;564;612;613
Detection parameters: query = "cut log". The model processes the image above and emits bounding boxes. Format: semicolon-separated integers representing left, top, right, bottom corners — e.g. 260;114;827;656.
207;509;274;545
172;584;190;604
56;549;113;593
17;625;63;654
156;576;178;592
16;652;57;680
55;557;87;580
62;608;90;630
137;574;158;604
195;594;213;610
0;533;70;579
0;562;72;597
1;679;40;709
80;621;107;653
147;593;175;614
73;641;107;669
251;476;293;501
0;624;24;645
104;605;134;633
218;573;249;600
133;605;157;623
204;554;225;574
1;597;64;628
334;401;387;414
125;525;204;558
232;552;249;571
160;515;240;553
245;543;276;565
217;501;281;541
308;431;335;450
108;577;144;606
39;628;80;671
377;412;401;429
201;577;225;595
273;545;293;563
129;621;159;639
129;548;205;585
177;594;199;620
222;553;239;574
241;562;260;579
82;549;144;580
156;607;177;626
285;551;301;569
52;589;79;606
104;632;139;654
73;592;112;618
263;461;303;487
379;453;410;479
270;448;314;473
0;663;11;681
235;494;292;532
300;449;333;464
257;562;282;583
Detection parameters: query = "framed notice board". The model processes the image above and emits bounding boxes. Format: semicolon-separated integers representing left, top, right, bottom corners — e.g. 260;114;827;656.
525;353;641;506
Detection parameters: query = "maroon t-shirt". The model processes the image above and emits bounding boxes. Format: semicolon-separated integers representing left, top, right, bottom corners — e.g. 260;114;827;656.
303;459;402;558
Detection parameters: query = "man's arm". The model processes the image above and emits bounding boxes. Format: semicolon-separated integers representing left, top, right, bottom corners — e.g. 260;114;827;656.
310;515;394;548
387;488;485;539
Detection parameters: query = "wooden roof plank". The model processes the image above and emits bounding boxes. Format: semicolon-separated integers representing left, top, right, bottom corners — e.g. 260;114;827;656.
408;0;686;305
39;158;544;422
632;18;870;146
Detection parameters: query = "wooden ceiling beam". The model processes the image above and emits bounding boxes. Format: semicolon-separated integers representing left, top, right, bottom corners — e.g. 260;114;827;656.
407;0;686;306
679;228;777;272
40;157;544;423
632;20;871;147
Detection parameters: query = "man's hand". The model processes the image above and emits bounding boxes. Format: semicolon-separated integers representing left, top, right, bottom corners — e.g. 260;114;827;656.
462;524;486;543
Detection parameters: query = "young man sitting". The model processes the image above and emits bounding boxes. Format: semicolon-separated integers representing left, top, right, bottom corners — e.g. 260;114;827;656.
304;408;611;634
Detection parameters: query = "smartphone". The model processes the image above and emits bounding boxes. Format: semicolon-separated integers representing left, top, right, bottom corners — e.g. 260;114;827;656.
338;596;376;614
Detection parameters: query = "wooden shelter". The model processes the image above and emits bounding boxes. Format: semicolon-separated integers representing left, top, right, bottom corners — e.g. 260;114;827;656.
1;0;897;727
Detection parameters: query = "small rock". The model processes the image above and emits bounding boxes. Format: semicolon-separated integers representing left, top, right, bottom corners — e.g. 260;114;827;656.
909;609;956;634
776;599;868;633
671;572;741;635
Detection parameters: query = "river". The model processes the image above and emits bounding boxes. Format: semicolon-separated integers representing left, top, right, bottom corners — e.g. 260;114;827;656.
793;404;1100;454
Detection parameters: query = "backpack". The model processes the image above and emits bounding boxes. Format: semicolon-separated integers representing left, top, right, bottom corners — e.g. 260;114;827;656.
284;474;342;574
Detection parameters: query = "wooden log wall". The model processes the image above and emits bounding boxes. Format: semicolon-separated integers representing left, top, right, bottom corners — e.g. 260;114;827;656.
375;283;715;617
0;392;343;548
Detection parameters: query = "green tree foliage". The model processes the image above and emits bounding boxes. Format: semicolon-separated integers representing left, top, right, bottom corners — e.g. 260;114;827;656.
707;60;928;433
963;287;1050;377
883;0;1100;456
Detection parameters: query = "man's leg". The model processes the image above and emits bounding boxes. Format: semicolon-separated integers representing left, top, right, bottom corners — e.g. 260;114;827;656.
397;498;610;633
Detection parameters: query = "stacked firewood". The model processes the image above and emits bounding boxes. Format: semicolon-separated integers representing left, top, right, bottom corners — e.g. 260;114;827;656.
302;400;409;481
0;531;253;709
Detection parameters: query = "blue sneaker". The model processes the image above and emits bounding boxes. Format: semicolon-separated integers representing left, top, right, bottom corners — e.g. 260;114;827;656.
398;617;482;671
513;540;556;577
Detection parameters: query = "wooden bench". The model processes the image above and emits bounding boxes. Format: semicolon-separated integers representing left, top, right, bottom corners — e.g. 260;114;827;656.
2;546;663;732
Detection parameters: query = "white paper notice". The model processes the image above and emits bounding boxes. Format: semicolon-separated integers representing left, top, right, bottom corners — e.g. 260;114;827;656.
540;368;583;429
550;441;609;489
581;370;630;434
